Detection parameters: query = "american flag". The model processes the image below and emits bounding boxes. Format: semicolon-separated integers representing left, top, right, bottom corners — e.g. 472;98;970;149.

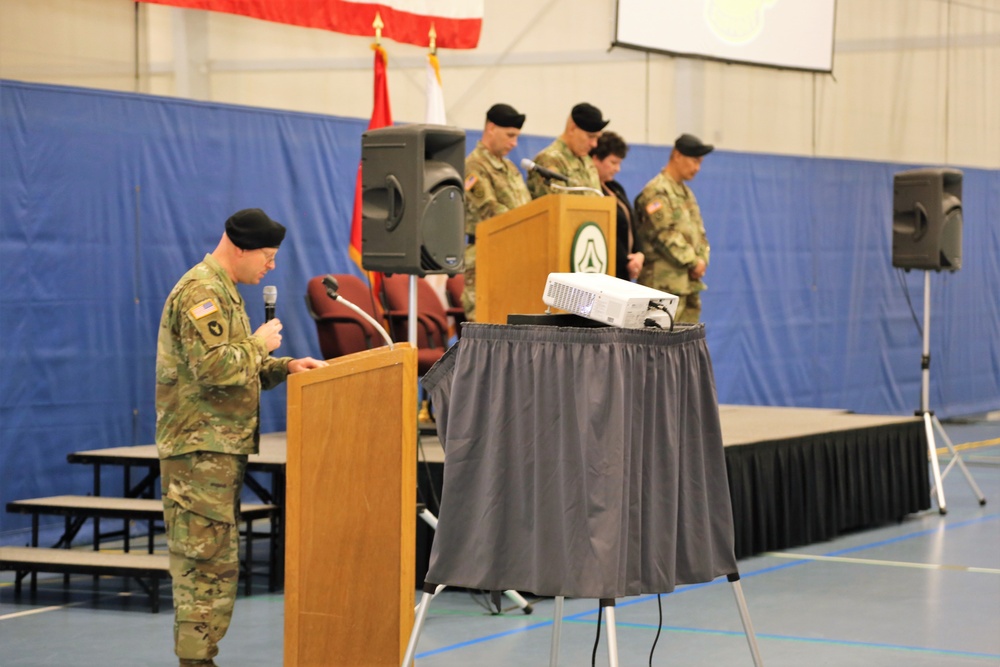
191;300;217;319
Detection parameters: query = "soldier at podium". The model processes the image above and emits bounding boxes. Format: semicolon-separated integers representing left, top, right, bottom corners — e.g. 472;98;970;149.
461;103;531;321
155;209;327;666
527;102;608;198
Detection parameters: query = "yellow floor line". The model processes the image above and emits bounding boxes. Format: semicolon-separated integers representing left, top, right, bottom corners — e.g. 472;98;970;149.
936;437;1000;456
764;551;1000;575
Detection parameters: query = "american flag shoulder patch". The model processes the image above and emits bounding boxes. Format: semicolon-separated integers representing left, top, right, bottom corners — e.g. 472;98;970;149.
190;299;218;320
646;200;664;214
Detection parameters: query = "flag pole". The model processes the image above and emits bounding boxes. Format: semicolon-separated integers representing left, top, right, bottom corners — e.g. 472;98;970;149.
350;11;390;303
373;11;383;45
368;12;384;300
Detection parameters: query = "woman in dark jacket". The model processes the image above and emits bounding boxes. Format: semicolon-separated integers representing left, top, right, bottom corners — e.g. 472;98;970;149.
591;132;644;281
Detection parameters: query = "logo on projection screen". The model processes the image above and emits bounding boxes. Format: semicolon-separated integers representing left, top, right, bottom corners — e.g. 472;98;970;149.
706;0;777;44
613;0;835;73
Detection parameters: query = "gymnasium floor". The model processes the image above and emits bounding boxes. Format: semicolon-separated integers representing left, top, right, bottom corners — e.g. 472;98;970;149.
2;418;998;667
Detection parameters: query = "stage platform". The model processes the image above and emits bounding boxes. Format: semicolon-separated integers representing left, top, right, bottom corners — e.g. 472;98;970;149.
418;405;930;560
49;405;929;591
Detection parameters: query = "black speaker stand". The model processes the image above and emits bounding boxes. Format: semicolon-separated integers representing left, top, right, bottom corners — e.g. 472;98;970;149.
917;271;986;514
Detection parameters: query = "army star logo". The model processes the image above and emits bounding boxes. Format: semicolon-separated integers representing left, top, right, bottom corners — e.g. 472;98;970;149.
207;321;223;337
570;222;608;274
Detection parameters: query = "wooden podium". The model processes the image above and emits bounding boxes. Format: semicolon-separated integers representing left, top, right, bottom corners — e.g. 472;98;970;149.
475;193;616;324
284;344;417;667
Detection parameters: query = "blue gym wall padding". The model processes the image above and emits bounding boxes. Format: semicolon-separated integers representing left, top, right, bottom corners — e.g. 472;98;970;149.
1;80;997;542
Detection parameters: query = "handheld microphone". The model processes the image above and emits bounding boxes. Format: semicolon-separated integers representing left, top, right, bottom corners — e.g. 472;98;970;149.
263;285;277;322
521;158;569;183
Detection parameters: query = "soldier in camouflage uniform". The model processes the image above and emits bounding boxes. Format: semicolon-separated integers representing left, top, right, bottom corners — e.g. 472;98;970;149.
634;134;715;324
462;103;531;321
156;208;327;667
527;102;608;199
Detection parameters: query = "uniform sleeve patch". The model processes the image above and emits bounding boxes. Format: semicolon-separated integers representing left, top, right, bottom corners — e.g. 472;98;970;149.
190;299;218;320
464;174;478;191
646;200;664;215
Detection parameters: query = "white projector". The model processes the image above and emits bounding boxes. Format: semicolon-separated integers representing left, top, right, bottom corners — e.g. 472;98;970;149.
542;272;679;329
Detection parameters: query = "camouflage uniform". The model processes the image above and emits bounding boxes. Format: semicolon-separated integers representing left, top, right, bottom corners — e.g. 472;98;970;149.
156;253;291;664
634;171;711;323
527;138;602;199
462;141;531;321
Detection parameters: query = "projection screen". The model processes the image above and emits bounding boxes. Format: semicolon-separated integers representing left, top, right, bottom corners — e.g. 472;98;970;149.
614;0;837;73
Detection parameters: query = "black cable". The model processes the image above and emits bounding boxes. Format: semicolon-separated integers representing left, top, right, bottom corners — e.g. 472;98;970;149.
895;268;923;337
591;604;603;667
414;426;433;511
415;429;441;513
646;302;676;331
648;593;663;666
468;589;495;613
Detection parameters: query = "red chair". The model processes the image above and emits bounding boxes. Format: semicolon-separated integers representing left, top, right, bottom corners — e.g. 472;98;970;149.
305;274;388;359
380;274;450;374
444;274;468;337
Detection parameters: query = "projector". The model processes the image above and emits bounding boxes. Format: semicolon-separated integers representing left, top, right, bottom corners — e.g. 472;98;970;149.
542;272;679;329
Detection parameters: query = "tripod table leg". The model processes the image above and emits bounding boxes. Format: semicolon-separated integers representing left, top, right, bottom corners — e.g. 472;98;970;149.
601;599;619;667
728;573;764;667
549;596;564;667
402;583;445;667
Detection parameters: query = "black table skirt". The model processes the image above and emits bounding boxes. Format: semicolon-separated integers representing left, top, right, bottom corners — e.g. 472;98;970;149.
726;420;930;558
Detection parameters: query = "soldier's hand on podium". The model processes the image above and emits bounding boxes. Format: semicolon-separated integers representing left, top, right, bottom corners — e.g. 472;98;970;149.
288;357;328;373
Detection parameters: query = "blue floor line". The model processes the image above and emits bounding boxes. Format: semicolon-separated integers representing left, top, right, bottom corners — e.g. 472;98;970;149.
414;620;556;657
562;619;1000;661
824;512;1000;558
415;611;1000;662
416;511;1000;659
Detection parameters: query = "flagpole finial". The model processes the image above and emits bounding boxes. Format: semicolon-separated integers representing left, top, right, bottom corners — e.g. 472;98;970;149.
373;12;384;45
429;24;437;54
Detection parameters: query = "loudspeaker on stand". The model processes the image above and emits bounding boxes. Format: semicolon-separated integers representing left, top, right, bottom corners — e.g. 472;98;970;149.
361;124;466;276
891;167;963;272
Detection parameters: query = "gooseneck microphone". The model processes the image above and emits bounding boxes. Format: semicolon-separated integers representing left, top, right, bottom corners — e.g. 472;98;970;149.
322;275;394;350
263;285;277;322
520;158;569;183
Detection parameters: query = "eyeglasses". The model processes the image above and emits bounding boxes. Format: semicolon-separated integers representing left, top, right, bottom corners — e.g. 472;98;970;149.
257;249;278;265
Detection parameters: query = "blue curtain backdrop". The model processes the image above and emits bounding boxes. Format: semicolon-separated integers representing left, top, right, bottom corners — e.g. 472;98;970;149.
2;80;998;543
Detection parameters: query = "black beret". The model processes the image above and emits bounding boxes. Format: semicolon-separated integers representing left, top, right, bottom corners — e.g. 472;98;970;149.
486;103;525;129
225;208;286;250
571;103;609;133
674;133;714;158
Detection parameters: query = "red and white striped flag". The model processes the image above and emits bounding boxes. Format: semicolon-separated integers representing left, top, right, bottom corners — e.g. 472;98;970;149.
139;1;484;49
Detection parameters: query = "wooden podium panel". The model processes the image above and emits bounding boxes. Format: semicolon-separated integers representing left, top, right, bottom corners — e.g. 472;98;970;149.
476;194;616;324
284;345;417;667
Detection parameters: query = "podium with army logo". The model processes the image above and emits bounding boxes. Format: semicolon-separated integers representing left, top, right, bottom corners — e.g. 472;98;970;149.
474;193;616;324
